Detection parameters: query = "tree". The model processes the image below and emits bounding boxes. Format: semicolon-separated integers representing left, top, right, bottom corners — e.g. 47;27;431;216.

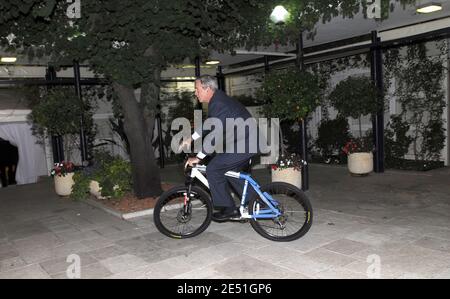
0;0;416;198
328;76;379;138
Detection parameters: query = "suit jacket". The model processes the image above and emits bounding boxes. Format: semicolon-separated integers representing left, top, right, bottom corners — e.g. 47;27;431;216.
196;90;257;158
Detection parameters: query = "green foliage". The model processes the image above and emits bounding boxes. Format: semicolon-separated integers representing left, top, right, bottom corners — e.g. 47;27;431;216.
163;91;196;126
0;0;418;188
328;75;379;140
391;43;446;163
259;68;321;121
316;117;351;159
27;86;96;161
421;118;446;162
70;150;132;200
28;87;85;137
328;76;379;120
96;157;132;198
162;91;197;164
0;1;418;86
71;171;91;201
384;115;413;167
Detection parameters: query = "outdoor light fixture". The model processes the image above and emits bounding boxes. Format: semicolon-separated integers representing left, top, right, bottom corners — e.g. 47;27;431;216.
205;60;220;65
270;5;289;24
0;57;17;63
416;3;442;13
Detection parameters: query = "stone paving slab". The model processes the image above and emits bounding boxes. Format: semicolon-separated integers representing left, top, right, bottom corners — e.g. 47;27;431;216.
0;165;449;278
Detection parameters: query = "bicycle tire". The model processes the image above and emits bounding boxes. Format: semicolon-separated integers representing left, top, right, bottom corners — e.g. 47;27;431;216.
153;185;213;239
248;182;313;242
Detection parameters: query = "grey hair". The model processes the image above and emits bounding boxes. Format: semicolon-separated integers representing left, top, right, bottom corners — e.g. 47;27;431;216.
196;75;218;91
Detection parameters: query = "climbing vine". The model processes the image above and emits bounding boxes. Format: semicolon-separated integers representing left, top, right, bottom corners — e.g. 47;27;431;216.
384;40;447;168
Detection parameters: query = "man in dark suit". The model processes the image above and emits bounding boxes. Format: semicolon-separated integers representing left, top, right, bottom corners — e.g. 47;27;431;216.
184;75;257;220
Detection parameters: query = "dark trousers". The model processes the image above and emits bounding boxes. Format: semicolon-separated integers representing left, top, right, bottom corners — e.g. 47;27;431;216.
206;153;255;208
0;165;16;187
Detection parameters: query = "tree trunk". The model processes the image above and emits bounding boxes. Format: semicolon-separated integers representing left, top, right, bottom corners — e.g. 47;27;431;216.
112;81;162;198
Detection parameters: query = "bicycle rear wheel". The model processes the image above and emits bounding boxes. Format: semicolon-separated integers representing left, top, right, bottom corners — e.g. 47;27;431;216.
153;185;212;239
248;182;313;242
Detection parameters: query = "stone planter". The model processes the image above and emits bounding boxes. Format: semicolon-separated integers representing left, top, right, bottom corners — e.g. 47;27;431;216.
348;152;373;175
271;167;302;188
54;173;75;196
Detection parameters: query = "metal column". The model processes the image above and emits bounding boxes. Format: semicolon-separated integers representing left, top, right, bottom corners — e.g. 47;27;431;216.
297;31;309;191
217;66;226;92
46;66;65;163
73;61;89;164
195;56;202;110
157;101;165;168
370;31;385;173
264;55;270;73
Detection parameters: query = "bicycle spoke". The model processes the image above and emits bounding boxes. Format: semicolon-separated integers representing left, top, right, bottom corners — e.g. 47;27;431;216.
249;183;312;241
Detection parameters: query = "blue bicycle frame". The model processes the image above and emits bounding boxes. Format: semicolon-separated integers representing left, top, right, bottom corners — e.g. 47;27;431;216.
189;165;281;220
238;173;281;219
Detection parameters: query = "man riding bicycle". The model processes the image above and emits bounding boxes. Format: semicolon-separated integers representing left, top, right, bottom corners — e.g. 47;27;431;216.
182;75;258;221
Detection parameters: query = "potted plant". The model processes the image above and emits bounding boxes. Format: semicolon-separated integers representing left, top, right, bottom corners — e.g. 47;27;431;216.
28;86;96;192
270;153;304;187
51;161;75;196
28;87;95;162
343;137;374;175
328;75;379;175
259;68;321;187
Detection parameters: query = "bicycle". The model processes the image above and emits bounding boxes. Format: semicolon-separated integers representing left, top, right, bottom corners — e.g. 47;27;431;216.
153;159;313;242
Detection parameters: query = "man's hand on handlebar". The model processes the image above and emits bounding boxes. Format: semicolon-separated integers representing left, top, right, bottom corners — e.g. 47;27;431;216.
185;157;201;169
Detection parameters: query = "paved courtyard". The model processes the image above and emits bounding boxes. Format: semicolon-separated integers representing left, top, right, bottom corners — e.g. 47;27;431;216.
0;164;449;279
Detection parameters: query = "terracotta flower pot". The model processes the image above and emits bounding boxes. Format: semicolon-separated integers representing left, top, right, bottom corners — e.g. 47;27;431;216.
348;152;373;175
271;167;302;188
54;173;75;196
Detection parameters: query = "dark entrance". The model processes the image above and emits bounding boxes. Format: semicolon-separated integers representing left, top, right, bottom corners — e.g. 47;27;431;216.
0;137;19;187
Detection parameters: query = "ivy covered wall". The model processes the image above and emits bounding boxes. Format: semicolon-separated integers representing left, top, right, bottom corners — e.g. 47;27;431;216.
225;39;449;169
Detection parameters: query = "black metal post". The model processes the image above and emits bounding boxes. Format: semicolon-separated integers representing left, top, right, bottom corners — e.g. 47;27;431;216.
195;56;201;77
157;103;165;168
46;66;65;163
297;31;309;191
73;61;89;164
195;56;202;110
370;31;385;173
264;55;270;73
217;66;226;91
296;31;305;71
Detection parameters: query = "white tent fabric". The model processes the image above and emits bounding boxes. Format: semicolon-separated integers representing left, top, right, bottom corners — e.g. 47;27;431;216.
0;122;47;185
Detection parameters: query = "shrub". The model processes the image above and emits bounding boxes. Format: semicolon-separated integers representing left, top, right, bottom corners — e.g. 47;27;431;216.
315;117;351;161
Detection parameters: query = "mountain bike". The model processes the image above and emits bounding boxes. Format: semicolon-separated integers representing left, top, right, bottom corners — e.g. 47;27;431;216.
153;159;313;242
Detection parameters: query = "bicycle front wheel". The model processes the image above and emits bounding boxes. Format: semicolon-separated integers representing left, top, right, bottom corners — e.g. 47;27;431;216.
153;185;212;239
248;182;313;242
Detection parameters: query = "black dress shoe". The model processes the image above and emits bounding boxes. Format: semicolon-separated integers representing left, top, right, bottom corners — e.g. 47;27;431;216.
212;208;240;221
